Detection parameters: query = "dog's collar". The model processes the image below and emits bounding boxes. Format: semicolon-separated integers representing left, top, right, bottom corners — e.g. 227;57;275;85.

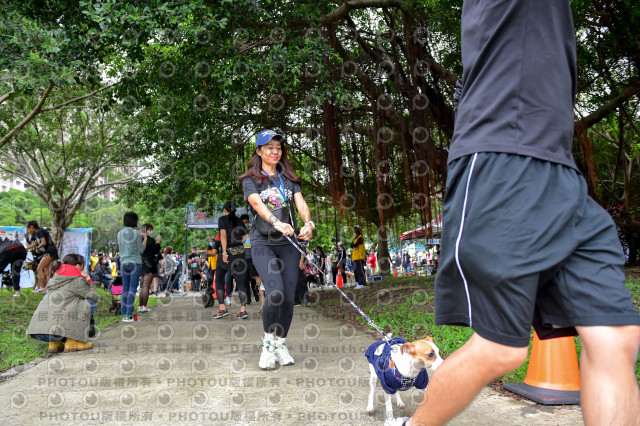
390;362;418;391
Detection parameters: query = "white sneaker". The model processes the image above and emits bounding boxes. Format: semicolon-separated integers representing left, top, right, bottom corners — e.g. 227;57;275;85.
225;296;232;306
259;337;276;370
354;284;367;289
274;339;294;366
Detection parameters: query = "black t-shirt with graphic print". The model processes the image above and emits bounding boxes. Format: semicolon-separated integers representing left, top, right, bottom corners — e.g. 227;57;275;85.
242;175;302;246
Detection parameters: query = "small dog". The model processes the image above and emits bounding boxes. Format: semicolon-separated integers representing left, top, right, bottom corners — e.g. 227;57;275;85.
365;335;443;421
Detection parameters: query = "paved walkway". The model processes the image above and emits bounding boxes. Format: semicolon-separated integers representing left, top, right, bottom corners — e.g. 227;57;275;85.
3;292;583;425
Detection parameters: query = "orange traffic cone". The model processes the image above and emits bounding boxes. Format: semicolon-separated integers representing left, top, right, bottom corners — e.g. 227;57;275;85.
337;269;344;288
503;331;580;405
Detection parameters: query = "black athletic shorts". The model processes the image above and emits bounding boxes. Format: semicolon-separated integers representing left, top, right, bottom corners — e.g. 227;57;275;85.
45;245;59;260
435;153;640;347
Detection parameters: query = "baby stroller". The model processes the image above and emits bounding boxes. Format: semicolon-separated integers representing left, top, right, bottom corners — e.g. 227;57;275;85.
109;275;122;315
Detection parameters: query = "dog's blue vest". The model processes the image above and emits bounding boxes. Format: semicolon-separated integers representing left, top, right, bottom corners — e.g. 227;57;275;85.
365;337;429;394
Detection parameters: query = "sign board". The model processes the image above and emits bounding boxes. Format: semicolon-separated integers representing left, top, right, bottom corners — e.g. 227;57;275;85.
186;208;248;229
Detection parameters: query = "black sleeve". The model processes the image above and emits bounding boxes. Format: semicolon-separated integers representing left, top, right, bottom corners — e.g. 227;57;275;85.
36;229;48;245
217;216;228;238
242;178;259;202
291;180;302;196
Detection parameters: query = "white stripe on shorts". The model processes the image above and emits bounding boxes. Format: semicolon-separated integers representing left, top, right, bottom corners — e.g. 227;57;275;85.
454;153;478;327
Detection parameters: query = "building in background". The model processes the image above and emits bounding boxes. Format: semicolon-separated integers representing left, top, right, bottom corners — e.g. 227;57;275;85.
0;176;118;202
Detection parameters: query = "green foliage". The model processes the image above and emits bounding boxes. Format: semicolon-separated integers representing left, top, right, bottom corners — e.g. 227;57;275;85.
0;189;50;226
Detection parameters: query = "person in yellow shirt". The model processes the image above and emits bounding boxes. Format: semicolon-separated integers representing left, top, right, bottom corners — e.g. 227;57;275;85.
110;259;117;278
90;250;99;273
350;225;367;289
204;235;218;290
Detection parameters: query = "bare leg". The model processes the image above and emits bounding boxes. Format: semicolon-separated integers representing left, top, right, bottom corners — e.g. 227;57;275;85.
409;333;527;426
37;255;52;289
577;325;640;426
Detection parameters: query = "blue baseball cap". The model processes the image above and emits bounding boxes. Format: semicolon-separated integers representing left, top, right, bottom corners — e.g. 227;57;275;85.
256;129;284;147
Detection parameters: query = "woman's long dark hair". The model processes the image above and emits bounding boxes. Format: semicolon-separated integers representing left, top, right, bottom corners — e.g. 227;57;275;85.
237;142;301;185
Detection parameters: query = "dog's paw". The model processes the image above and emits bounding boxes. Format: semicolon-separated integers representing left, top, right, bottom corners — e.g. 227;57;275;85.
384;417;409;426
397;401;406;409
366;406;375;415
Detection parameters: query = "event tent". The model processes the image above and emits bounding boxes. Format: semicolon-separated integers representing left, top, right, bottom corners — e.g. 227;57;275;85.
399;214;442;241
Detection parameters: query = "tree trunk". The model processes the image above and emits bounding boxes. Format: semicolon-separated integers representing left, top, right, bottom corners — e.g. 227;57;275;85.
372;100;391;275
574;122;599;201
377;224;391;275
323;99;345;208
49;203;71;252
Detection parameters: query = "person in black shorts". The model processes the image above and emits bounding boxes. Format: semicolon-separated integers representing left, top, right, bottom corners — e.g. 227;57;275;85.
405;1;640;425
25;221;59;293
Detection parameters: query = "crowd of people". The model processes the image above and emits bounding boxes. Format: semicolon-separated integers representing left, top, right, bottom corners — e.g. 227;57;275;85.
1;208;431;360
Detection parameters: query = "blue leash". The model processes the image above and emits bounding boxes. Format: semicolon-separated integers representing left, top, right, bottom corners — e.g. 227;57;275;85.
283;233;392;347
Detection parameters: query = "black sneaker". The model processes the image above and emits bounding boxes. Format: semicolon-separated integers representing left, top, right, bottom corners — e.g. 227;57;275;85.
213;309;229;319
237;311;249;319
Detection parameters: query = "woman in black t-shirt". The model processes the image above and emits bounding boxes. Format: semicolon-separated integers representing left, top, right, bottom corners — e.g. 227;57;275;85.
239;129;314;370
139;223;160;312
25;221;59;293
213;201;248;319
213;202;249;319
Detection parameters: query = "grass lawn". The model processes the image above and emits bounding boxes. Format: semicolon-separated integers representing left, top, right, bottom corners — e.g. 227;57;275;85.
312;270;640;386
0;287;157;373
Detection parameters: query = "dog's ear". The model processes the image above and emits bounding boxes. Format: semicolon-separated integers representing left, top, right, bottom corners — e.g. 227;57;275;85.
424;336;434;343
401;343;415;355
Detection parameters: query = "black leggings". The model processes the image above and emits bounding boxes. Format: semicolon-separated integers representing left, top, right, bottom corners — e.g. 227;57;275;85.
251;244;300;338
215;252;249;307
0;247;27;291
191;273;202;291
353;259;366;285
